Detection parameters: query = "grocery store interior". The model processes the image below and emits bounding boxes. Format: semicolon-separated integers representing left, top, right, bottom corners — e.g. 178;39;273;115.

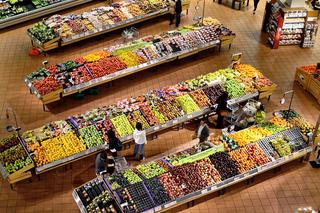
0;0;320;212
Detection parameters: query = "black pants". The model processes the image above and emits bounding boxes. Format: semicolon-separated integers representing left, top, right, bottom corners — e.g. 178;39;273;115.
253;0;260;11
176;13;181;27
169;14;174;25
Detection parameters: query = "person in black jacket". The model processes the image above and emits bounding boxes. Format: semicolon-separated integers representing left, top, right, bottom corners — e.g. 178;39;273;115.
175;0;182;27
95;152;107;175
195;120;210;142
216;92;230;129
107;129;120;157
106;150;115;175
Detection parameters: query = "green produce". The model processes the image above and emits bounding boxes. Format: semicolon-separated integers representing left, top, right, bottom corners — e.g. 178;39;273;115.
28;22;57;43
270;136;291;157
175;94;200;114
79;125;104;148
260;122;285;134
136;161;167;179
223;79;246;98
151;105;167;124
123;169;142;184
111;114;134;137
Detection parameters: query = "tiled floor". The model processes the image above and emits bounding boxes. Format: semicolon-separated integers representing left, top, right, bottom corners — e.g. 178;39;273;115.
0;0;319;212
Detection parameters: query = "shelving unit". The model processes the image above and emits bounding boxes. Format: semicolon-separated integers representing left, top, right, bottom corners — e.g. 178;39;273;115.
262;0;319;49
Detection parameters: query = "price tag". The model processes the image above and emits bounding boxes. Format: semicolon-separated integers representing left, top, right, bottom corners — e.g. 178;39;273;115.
154;206;162;211
187;115;193;119
201;189;208;194
154;126;160;131
173;120;178;124
164;201;177;208
162;124;167;128
211;185;217;190
284;156;289;161
28;83;32;87
244;173;249;177
234;177;240;181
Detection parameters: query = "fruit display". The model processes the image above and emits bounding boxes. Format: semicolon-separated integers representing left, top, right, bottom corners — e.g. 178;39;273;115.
144;177;171;206
79;125;104;148
228;127;273;146
107;169;142;190
260;122;285;134
127;110;150;130
202;84;225;104
299;65;317;74
270;136;292;157
223;79;246;99
111;114;134;138
158;172;185;199
34;132;86;166
32;76;62;96
175;94;200;114
270;117;293;128
193;158;222;185
116;182;154;213
0;135;33;174
286;116;314;135
27;22;234;97
136;161;167;179
209;152;240;180
74;178;119;213
229;147;257;173
245;143;270;166
164;146;198;166
170;163;208;194
156;100;182;120
189;89;212;108
138;103;160;126
234;64;264;79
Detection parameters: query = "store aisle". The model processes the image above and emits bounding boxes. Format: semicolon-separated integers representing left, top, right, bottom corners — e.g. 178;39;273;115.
0;0;319;212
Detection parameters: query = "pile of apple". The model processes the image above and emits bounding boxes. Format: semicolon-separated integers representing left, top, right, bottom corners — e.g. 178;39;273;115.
193;158;222;185
127;110;150;130
138;103;160;126
229;148;256;173
158;172;185;199
157;101;182;120
175;94;200;114
79;125;104;148
111;114;134;137
136;161;167;179
189;89;212;108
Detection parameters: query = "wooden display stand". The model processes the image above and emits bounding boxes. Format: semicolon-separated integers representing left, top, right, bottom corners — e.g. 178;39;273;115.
7;163;34;185
307;77;320;104
295;67;312;89
258;83;277;99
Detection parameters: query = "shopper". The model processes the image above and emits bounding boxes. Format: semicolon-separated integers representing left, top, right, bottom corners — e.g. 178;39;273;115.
254;103;266;124
133;122;147;161
253;0;260;14
95;152;107;176
175;0;182;27
195;119;210;142
106;150;115;175
169;0;175;25
216;92;230;129
107;129;122;157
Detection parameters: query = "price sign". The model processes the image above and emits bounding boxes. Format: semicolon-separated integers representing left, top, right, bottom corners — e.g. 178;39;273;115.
162;124;167;128
234;177;240;181
164;201;177;208
173;120;178;124
154;126;160;131
187;115;193;119
154;206;162;211
201;189;208;194
211;185;217;190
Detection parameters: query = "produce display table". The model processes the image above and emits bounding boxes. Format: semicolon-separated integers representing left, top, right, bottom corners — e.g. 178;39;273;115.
0;64;276;182
71;110;315;213
25;19;235;105
295;65;320;104
26;0;190;52
0;134;35;185
0;0;94;29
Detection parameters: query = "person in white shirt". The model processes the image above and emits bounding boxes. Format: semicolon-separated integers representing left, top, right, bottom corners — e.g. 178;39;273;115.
133;122;147;161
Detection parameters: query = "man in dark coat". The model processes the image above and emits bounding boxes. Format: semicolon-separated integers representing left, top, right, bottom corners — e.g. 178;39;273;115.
175;0;182;27
195;120;210;142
